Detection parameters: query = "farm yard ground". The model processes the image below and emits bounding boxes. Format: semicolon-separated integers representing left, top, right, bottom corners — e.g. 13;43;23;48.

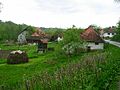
0;43;120;89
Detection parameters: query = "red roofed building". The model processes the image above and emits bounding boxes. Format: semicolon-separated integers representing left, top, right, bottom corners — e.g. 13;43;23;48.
26;27;49;52
81;25;104;50
31;27;48;37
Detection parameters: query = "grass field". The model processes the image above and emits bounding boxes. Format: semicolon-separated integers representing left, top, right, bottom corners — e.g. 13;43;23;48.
0;43;120;89
0;43;84;88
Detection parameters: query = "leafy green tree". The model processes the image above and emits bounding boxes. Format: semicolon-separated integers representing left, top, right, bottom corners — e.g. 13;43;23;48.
117;21;120;32
112;21;120;42
0;20;34;42
61;27;86;56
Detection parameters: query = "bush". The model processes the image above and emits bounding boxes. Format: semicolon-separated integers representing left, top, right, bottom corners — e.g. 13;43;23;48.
7;50;29;64
111;34;120;42
62;42;86;56
111;20;120;42
60;28;86;56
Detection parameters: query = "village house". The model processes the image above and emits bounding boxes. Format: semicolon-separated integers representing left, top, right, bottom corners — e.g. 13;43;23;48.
50;34;63;42
17;27;29;44
81;26;104;50
99;27;116;38
57;36;63;42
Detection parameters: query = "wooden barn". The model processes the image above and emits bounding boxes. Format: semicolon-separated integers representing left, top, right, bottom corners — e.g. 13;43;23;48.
81;25;104;50
26;27;49;52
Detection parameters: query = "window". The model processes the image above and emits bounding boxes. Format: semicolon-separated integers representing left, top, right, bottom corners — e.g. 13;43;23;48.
95;42;99;45
108;33;110;35
112;33;114;35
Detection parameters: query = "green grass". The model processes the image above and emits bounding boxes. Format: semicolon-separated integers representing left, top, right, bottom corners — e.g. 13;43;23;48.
0;43;120;89
0;43;84;88
0;59;6;64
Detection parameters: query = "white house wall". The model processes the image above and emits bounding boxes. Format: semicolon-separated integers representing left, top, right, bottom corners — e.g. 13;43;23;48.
17;33;27;44
103;33;116;38
57;37;63;42
87;43;104;50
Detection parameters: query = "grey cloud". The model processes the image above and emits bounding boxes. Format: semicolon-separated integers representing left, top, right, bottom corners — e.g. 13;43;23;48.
34;0;120;15
34;0;81;13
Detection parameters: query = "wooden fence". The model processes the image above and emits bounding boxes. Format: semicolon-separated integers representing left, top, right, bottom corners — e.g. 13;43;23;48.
0;50;11;59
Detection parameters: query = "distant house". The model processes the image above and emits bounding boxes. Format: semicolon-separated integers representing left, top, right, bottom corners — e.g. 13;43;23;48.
17;27;29;44
57;36;63;42
50;34;63;42
81;26;104;50
103;27;116;38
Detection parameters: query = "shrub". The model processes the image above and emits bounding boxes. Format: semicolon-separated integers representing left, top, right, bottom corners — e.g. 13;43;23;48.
60;28;86;56
111;34;120;42
62;42;87;56
111;20;120;42
7;50;29;64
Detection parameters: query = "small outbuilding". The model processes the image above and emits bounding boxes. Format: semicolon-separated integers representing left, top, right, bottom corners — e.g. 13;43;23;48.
26;27;49;52
27;37;48;52
81;25;104;50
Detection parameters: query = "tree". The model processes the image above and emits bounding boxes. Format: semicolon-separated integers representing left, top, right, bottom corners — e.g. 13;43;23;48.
61;27;86;56
112;21;120;42
0;20;35;42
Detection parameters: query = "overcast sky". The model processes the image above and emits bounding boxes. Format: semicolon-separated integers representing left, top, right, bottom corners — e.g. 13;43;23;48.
0;0;120;28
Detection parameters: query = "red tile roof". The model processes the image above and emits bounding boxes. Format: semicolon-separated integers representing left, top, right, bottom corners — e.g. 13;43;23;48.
31;27;48;37
27;27;49;43
81;26;104;43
